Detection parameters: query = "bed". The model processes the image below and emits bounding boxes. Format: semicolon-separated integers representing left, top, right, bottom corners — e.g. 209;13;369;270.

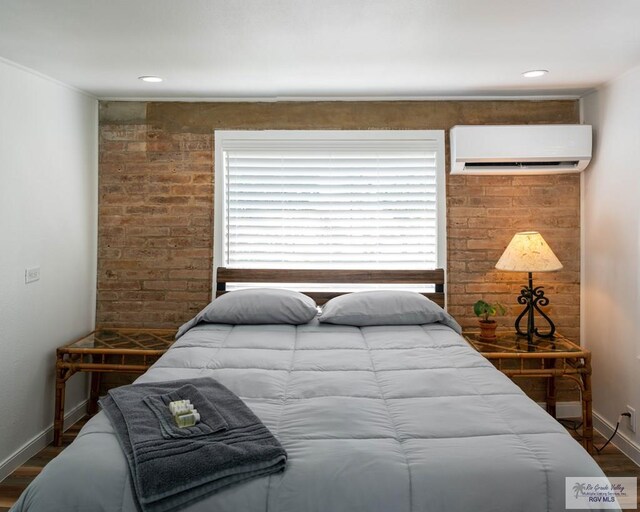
12;269;607;512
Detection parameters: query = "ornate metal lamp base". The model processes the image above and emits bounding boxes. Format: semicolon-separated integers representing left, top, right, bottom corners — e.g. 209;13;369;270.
514;272;556;351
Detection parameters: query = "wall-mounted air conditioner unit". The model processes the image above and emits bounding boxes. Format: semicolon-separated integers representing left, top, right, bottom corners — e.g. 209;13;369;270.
450;124;592;175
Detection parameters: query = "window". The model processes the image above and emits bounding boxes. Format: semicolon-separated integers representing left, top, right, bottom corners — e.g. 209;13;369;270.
214;130;445;274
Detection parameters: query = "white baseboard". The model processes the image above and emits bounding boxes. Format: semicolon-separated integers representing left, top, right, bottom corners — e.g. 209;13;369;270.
593;410;640;468
0;400;88;482
536;400;583;419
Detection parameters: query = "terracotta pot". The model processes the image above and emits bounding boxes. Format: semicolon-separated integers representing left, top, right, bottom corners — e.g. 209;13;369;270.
478;319;497;341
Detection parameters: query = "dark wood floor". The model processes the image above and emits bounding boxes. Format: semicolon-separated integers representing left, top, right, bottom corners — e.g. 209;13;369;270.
1;417;638;511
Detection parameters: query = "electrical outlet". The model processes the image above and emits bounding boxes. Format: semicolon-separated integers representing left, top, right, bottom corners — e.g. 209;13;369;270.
626;405;636;433
25;266;40;284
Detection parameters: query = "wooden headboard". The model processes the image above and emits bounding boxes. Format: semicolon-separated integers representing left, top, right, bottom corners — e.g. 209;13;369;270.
215;268;445;307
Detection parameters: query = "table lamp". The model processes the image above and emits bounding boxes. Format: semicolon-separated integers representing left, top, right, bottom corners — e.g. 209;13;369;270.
495;231;563;349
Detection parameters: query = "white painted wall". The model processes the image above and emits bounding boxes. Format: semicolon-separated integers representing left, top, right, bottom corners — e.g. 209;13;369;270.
582;66;640;464
0;58;98;476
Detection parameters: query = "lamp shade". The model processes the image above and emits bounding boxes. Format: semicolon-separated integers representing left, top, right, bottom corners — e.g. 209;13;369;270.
495;231;563;272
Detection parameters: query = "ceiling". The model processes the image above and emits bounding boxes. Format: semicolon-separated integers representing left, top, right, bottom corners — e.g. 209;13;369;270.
2;0;640;99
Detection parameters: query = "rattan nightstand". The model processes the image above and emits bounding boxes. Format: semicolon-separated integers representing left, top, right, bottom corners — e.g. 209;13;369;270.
462;331;593;453
54;328;176;446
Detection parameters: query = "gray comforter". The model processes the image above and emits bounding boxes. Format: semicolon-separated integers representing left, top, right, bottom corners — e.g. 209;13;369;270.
13;321;607;512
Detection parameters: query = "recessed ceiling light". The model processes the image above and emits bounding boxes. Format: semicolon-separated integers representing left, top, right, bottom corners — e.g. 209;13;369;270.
138;75;163;83
522;70;548;78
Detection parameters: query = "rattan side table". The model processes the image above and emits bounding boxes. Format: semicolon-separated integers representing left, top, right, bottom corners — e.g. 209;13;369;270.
54;328;176;446
462;331;593;454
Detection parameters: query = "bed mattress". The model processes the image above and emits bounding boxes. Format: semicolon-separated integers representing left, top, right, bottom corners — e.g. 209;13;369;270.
12;321;606;512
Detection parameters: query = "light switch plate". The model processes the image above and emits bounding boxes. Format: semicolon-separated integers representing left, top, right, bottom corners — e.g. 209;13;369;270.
25;267;40;284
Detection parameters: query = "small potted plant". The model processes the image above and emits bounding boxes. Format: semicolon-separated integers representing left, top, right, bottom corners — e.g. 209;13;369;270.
473;300;507;341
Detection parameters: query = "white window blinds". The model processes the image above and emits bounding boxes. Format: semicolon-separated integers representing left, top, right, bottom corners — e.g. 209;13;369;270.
215;131;445;270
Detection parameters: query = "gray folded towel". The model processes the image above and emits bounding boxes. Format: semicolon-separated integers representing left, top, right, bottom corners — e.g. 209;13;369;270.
99;378;287;512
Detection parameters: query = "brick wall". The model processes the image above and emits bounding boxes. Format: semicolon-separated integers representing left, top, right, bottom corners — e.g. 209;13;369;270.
98;100;580;342
99;126;215;327
447;174;580;340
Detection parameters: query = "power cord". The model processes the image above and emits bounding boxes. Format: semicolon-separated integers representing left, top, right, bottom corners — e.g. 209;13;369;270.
558;383;584;440
560;412;630;453
593;412;631;454
559;418;583;440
